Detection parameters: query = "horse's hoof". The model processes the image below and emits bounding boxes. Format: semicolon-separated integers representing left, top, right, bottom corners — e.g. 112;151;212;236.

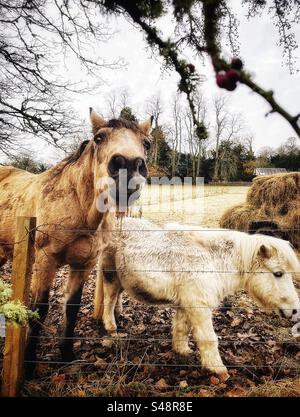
24;362;37;380
60;346;77;363
174;347;193;357
106;328;118;337
61;353;77;363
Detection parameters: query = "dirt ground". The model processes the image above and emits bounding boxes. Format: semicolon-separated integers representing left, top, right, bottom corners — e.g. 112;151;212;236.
1;185;300;397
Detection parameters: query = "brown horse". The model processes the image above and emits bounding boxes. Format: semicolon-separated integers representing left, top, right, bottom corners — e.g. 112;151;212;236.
0;109;152;376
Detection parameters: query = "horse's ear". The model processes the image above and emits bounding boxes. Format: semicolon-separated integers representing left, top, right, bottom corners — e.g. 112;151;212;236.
90;107;106;134
258;244;272;259
139;116;153;136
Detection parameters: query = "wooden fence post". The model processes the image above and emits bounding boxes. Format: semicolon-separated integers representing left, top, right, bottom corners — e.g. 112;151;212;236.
1;216;36;397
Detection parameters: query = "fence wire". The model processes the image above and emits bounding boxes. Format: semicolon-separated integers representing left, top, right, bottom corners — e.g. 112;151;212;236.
1;222;300;394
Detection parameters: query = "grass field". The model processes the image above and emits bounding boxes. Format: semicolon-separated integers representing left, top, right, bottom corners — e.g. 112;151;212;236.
137;184;249;227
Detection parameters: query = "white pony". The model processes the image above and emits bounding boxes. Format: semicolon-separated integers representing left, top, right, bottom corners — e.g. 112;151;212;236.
96;218;300;380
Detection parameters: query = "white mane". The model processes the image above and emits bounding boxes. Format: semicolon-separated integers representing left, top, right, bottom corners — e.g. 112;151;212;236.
233;232;300;275
164;222;300;276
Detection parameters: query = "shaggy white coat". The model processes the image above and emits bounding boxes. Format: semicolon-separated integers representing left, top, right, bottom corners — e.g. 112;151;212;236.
100;218;300;379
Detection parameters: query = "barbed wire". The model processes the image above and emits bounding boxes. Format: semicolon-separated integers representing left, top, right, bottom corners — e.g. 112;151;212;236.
27;301;300;311
27;335;300;344
0;226;300;235
21;359;300;369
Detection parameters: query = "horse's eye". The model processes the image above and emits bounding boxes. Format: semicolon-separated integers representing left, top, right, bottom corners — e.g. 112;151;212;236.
94;131;106;144
273;271;283;278
143;139;151;151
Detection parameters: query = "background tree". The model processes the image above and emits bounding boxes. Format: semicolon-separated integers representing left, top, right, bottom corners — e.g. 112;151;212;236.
119;107;138;122
168;95;183;177
3;153;50;173
211;95;245;181
99;0;300;138
0;0;121;156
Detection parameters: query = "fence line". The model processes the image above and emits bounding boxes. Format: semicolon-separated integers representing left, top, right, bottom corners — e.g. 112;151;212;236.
20;360;299;370
26;335;300;344
20;302;300;310
1;217;299;396
32;268;300;274
1;226;300;234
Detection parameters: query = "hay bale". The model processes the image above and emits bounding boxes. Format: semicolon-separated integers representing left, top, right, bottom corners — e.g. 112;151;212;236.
247;172;300;211
220;172;300;248
219;203;273;232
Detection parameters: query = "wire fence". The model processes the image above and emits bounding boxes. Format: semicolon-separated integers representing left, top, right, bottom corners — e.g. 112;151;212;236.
0;220;300;396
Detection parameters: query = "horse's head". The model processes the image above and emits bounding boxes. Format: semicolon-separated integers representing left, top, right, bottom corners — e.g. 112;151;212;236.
244;235;300;321
89;109;152;211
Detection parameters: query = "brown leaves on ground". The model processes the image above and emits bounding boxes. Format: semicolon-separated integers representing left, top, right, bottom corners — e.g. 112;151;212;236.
1;261;299;397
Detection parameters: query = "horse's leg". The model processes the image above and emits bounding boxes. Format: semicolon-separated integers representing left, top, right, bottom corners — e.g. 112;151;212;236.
114;290;123;321
0;245;8;267
24;255;57;379
59;266;91;362
186;308;229;379
93;265;104;321
172;308;192;356
102;270;121;336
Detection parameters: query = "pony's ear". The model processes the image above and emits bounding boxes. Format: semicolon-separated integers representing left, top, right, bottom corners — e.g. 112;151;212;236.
139;116;153;136
90;107;106;134
258;244;272;259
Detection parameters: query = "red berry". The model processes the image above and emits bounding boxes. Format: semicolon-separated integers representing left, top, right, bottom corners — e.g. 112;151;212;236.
226;80;237;91
226;69;240;82
231;57;243;70
216;72;228;89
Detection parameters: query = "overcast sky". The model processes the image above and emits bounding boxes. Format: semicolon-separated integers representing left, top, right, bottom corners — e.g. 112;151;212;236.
30;1;300;164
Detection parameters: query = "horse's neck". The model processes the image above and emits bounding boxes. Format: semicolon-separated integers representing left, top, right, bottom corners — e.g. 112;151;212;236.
212;246;246;299
45;154;103;229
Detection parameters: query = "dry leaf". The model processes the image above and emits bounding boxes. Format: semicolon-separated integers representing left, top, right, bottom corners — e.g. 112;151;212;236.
231;317;242;327
101;338;113;348
94;357;107;369
155;378;169;389
210;376;220;385
197;389;210;397
226;387;246;397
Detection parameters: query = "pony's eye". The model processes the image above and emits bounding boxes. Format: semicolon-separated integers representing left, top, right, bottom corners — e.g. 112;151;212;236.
94;131;106;144
143;139;151;151
273;271;284;278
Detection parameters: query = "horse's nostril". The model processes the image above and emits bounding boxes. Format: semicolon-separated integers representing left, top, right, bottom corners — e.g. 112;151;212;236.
292;309;297;315
114;156;127;169
109;155;127;176
134;158;147;177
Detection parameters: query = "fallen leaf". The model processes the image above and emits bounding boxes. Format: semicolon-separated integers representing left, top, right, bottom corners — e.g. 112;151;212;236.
210;376;220;385
94;357;107;369
51;374;65;384
226;387;246;397
197;389;211;397
101;338;113;348
179;380;188;388
155;378;169;389
135;323;146;334
231;317;242;327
